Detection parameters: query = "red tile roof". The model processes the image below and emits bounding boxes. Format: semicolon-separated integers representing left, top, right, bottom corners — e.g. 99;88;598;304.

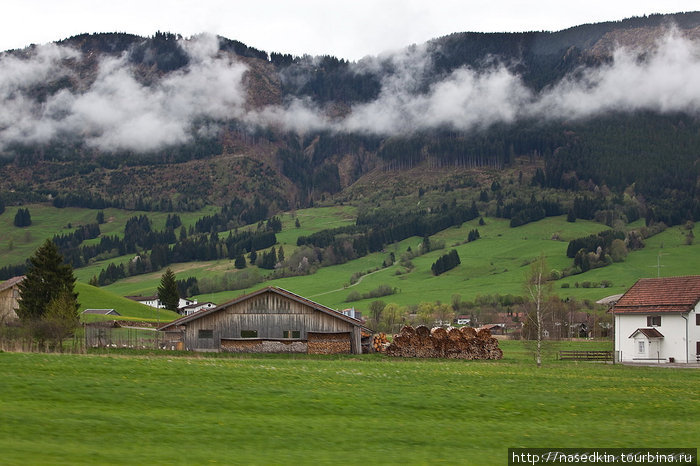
612;276;700;314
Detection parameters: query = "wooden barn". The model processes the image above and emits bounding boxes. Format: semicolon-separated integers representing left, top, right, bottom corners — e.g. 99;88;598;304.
0;276;24;322
158;287;370;354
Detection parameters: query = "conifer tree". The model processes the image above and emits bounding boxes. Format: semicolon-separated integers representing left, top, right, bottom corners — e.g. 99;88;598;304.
234;254;246;269
18;239;78;321
157;267;180;312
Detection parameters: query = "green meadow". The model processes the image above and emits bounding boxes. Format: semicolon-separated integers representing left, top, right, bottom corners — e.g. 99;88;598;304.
1;204;699;319
75;282;180;323
0;349;697;465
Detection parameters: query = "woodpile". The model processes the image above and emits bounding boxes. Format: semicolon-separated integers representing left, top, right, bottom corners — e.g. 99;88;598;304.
385;325;503;359
372;332;388;352
307;332;351;354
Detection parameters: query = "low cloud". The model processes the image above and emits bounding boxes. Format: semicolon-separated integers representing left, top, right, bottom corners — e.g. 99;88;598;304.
0;30;699;154
0;33;249;153
533;32;700;119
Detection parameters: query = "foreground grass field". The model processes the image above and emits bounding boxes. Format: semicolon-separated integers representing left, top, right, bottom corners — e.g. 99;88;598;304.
0;346;697;465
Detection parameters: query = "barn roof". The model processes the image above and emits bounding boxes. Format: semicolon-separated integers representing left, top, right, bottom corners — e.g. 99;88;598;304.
158;286;370;331
0;275;25;292
612;276;700;314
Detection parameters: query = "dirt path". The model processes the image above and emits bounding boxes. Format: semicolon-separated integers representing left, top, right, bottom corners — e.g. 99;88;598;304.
309;267;390;298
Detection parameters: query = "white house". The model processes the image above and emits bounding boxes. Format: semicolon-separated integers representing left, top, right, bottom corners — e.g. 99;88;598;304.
126;295;197;310
611;276;700;363
179;302;217;316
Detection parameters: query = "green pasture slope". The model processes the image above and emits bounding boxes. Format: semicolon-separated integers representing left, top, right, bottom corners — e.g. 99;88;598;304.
75;282;180;323
2;203;699;318
0;204;217;268
0;349;697;464
189;215;700;312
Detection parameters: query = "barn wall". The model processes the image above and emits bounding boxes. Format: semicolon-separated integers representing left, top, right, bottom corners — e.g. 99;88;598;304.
0;285;20;321
183;291;360;353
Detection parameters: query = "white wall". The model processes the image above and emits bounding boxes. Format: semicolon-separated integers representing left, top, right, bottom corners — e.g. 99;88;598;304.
615;304;699;363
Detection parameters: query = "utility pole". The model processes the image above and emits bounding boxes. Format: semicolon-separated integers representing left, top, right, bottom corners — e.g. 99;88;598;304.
648;251;668;278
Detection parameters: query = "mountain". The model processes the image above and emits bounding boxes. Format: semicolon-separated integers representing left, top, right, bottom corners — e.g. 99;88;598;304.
0;13;699;226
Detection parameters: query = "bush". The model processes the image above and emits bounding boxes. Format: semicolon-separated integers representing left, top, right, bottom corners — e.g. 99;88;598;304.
561;283;570;288
344;284;397;302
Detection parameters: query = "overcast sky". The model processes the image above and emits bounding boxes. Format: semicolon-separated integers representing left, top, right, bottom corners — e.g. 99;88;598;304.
2;1;699;60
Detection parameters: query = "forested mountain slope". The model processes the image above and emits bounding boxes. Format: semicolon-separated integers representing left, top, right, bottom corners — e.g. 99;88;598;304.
0;12;698;226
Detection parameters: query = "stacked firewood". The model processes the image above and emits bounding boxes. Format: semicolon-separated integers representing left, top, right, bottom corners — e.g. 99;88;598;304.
385;325;503;359
372;333;388;352
307;332;351;354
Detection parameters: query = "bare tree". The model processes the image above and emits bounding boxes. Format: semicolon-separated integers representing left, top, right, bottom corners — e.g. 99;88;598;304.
525;255;551;367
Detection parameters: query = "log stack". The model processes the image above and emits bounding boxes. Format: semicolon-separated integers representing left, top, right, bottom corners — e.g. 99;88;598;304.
372;332;389;352
385;325;503;359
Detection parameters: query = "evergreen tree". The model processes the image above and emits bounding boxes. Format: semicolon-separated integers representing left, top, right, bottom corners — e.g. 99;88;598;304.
277;246;285;262
249;248;258;265
18;239;78;322
234;254;247;269
157;267;180;312
14;208;31;227
96;210;105;224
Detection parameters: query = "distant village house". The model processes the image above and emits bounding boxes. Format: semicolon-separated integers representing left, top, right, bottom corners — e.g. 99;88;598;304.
125;295;197;312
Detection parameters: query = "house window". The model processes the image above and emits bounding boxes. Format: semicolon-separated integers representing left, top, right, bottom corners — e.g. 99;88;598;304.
241;330;258;338
638;340;645;353
198;329;214;339
647;316;661;327
283;330;301;339
696;314;700;326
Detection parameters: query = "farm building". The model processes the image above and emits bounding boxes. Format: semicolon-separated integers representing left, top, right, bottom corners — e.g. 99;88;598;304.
158;286;370;354
0;276;24;322
125;295;197;311
179;302;217;316
612;276;700;363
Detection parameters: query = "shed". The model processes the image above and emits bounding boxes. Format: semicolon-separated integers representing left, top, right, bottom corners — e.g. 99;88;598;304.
158;286;371;354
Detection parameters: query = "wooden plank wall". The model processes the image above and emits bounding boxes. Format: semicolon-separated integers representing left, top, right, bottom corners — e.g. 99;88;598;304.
184;291;361;353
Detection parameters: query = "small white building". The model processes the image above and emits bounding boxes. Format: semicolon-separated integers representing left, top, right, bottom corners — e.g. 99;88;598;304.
455;315;471;325
611;276;700;364
126;295;197;310
179;302;217;316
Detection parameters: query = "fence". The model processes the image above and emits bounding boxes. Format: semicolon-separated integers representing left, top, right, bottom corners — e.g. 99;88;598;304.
559;350;614;362
0;324;86;353
84;324;162;349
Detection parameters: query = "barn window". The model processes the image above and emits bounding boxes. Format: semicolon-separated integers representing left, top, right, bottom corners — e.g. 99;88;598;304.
241;330;258;338
647;316;661;327
198;329;214;339
283;330;300;339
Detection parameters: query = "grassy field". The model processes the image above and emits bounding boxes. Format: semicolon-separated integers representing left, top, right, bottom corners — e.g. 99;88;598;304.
75;282;180;323
0;204;217;269
2;203;699;321
0;345;697;465
185;215;700;313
